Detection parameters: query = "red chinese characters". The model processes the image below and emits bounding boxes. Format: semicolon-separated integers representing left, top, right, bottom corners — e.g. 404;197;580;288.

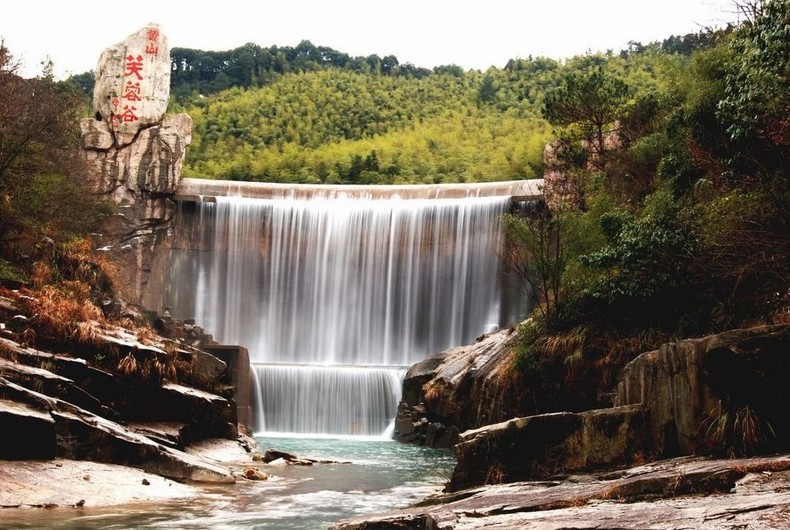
115;54;145;123
124;55;144;80
117;105;139;123
145;28;159;56
123;80;142;102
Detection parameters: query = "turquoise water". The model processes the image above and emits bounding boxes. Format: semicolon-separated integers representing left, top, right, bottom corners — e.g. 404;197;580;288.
0;437;454;530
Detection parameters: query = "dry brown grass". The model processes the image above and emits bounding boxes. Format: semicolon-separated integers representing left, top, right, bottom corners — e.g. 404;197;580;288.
117;351;138;376
484;462;506;485
57;238;119;293
16;285;104;349
30;261;54;288
0;340;18;362
423;380;444;402
772;307;790;325
135;326;156;344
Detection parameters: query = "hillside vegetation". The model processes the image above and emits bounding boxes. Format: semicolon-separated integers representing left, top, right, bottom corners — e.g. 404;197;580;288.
161;37;698;184
497;0;789;439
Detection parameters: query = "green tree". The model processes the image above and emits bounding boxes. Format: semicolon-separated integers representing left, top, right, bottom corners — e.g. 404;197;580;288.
717;0;789;171
477;74;498;106
542;67;630;169
500;207;576;330
0;44;107;249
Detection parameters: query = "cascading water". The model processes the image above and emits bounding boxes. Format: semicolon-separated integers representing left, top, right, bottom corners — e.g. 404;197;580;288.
153;192;526;437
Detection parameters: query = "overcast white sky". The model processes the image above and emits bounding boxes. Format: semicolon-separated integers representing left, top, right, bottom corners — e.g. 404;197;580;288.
2;0;737;79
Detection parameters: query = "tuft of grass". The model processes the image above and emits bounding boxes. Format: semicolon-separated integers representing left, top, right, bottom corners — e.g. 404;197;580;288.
0;258;28;283
703;400;776;457
0;340;18;362
117;352;138;376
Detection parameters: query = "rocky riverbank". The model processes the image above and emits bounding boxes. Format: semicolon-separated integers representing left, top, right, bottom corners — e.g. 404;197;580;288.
0;437;253;509
333;454;790;529
368;324;790;529
0;285;262;509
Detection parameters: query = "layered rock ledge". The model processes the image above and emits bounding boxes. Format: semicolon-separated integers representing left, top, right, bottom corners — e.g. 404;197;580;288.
0;289;257;509
333;455;790;529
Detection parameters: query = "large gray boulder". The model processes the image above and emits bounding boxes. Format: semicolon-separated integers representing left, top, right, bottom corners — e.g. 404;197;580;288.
614;325;790;456
448;405;647;492
92;24;171;147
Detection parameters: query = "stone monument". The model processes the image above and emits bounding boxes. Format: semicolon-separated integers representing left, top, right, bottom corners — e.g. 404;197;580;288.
80;24;192;302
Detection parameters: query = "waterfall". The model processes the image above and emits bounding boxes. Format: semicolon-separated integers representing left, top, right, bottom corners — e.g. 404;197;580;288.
154;192;526;437
253;364;404;437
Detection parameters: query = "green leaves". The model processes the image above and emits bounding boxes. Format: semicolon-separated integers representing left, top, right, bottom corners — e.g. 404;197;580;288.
718;0;789;143
542;67;631;170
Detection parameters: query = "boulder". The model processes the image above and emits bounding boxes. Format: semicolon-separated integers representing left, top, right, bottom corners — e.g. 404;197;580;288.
243;467;269;480
614;325;790;456
92;24;171;147
394;328;525;447
448;404;647;491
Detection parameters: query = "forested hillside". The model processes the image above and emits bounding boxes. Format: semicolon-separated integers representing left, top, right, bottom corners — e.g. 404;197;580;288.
147;36;713;184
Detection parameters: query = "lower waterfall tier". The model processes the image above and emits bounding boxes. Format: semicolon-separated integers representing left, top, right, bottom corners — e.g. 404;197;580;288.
252;364;405;437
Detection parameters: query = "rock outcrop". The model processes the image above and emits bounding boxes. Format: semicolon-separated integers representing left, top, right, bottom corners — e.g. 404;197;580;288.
0;337;236;483
439;325;790;494
80;24;191;303
333;455;790;530
614;324;790;457
394;328;526;448
92;24;171;148
0;288;248;486
336;325;790;529
448;405;647;492
398;324;790;493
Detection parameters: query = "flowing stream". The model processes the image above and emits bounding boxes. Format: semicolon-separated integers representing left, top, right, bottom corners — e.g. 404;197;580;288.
0;436;456;530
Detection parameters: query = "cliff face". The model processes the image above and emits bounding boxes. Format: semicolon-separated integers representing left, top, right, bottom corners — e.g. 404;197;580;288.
80;24;191;303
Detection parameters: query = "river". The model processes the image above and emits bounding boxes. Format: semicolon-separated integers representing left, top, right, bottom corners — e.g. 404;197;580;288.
0;436;454;530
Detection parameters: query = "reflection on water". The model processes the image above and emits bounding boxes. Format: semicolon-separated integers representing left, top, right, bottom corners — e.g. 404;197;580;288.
0;437;454;530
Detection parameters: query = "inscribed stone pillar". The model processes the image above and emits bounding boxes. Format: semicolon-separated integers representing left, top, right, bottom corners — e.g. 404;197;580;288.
92;24;171;147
